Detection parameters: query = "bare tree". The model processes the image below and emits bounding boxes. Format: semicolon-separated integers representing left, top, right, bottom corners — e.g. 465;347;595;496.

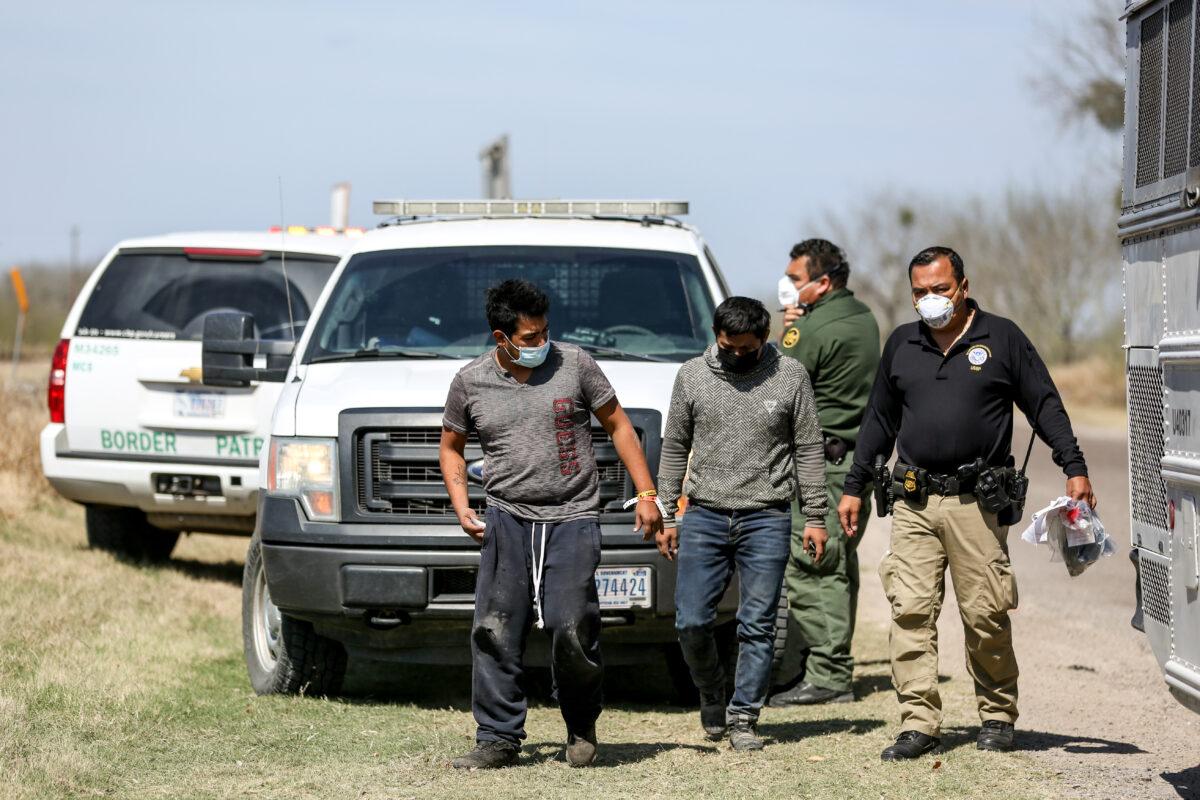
820;191;928;335
938;186;1119;363
816;186;1119;362
1030;0;1125;133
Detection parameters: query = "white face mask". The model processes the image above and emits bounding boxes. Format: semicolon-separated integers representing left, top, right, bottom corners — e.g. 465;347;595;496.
778;275;800;308
914;288;961;329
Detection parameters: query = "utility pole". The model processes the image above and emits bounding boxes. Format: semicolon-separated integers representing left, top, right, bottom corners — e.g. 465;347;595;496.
69;224;81;317
330;182;351;229
479;135;511;199
69;225;79;269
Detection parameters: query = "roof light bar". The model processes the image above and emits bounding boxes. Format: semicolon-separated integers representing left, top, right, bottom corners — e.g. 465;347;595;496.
267;225;365;237
371;199;689;217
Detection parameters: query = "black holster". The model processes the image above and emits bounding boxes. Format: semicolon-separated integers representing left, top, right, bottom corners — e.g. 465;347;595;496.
872;454;895;517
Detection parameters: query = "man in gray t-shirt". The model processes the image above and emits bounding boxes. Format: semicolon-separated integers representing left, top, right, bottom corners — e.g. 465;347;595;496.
440;279;662;770
442;342;616;522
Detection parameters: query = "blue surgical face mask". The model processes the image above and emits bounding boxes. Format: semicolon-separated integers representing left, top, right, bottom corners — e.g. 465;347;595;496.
502;334;550;368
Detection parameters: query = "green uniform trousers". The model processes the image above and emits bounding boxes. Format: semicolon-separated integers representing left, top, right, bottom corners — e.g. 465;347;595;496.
880;494;1019;737
782;456;870;693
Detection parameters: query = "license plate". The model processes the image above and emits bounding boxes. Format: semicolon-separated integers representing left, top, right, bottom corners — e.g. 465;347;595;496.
173;390;225;419
594;566;652;609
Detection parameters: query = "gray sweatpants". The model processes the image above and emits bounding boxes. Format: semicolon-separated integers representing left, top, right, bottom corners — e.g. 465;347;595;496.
471;505;604;745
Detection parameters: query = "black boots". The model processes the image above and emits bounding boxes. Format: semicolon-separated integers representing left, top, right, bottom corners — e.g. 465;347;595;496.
881;730;940;761
451;740;520;770
977;720;1015;751
768;681;855;707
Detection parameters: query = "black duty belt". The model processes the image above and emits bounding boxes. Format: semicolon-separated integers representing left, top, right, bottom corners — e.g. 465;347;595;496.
925;471;976;496
893;462;982;497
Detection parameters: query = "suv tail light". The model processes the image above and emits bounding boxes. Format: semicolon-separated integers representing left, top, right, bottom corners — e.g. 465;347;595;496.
48;339;69;423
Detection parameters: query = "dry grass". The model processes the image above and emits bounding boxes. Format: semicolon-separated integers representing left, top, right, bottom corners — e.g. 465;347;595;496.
0;496;1065;800
1049;355;1127;431
0;363;54;521
0;354;1076;798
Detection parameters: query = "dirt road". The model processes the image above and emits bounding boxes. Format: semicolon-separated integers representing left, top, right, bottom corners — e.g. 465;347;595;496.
856;422;1200;799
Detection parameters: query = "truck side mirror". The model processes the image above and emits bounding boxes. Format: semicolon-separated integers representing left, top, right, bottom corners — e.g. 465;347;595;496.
201;312;295;387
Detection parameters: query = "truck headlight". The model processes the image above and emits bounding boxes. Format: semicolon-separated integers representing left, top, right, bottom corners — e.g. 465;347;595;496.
268;437;339;521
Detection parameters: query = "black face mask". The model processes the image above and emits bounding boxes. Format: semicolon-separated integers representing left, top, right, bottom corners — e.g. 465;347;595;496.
717;346;762;374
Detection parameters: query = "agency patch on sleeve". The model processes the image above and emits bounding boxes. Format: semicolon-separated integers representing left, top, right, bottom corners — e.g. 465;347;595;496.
782;328;800;348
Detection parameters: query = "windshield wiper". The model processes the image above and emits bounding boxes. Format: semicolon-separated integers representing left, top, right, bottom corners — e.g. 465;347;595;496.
575;343;671;363
308;347;451;363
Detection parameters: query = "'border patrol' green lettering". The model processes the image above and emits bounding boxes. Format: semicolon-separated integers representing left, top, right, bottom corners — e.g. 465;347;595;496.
99;429;178;454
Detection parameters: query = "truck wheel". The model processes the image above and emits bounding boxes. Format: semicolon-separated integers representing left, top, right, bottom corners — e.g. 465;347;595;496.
663;642;700;706
771;586;789;680
85;506;179;562
242;536;347;696
663;619;739;706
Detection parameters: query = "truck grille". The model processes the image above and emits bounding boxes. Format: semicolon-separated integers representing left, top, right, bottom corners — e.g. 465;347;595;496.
1138;7;1165;188
1164;0;1193;178
1128;363;1169;531
1140;551;1172;627
431;568;478;601
355;426;632;519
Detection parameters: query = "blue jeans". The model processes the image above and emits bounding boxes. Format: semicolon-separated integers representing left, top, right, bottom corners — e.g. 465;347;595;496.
674;502;791;722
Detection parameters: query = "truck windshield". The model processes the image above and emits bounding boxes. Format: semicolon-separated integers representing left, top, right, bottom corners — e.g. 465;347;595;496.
304;245;718;362
75;251;336;341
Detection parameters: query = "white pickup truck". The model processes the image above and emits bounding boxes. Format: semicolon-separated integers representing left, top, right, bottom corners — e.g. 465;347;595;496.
202;200;748;697
41;230;356;560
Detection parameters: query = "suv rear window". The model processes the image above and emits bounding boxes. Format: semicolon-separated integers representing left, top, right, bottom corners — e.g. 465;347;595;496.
75;251;336;341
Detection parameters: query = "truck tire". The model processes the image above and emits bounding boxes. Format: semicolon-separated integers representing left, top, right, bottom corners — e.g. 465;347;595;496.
85;506;179;562
664;642;700;705
242;536;347;696
663;618;740;706
771;585;789;681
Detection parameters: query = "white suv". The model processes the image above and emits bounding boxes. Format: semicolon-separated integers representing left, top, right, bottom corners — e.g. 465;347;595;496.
41;230;356;560
213;201;742;697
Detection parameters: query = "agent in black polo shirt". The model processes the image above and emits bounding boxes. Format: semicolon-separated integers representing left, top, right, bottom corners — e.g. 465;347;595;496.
839;246;1095;761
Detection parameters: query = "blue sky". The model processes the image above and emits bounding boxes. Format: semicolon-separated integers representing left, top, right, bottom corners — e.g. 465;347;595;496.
0;0;1115;295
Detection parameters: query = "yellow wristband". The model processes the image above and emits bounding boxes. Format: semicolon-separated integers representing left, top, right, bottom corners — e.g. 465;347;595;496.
636;489;658;498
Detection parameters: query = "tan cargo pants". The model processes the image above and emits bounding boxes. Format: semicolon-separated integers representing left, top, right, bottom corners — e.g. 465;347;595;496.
879;494;1019;737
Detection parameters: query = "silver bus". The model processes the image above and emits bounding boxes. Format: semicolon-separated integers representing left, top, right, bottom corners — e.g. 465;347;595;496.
1123;0;1200;714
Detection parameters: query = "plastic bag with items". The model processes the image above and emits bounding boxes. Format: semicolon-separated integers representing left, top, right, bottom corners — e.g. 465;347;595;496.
1019;496;1115;576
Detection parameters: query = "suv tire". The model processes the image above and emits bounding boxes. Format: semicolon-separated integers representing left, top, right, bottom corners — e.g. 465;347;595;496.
85;505;179;562
242;535;347;696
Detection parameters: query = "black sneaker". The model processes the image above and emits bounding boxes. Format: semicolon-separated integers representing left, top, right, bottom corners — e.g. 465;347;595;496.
700;688;727;740
881;730;939;761
728;717;764;751
976;720;1015;751
768;681;855;707
451;740;520;770
566;726;598;767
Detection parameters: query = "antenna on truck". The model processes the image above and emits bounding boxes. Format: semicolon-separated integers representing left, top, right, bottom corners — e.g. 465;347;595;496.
277;176;297;343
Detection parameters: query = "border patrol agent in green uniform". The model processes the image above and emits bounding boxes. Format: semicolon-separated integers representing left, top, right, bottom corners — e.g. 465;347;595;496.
770;239;880;707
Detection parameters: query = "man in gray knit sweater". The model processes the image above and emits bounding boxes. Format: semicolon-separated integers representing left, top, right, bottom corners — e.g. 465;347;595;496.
657;297;829;751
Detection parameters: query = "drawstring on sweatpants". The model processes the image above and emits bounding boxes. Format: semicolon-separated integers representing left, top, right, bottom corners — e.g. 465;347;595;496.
530;522;549;629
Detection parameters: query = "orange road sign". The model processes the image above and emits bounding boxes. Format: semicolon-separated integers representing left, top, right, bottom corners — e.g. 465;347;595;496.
10;268;29;314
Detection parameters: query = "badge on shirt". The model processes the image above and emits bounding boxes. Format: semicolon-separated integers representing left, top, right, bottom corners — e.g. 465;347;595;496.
967;345;990;372
782;327;800;348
